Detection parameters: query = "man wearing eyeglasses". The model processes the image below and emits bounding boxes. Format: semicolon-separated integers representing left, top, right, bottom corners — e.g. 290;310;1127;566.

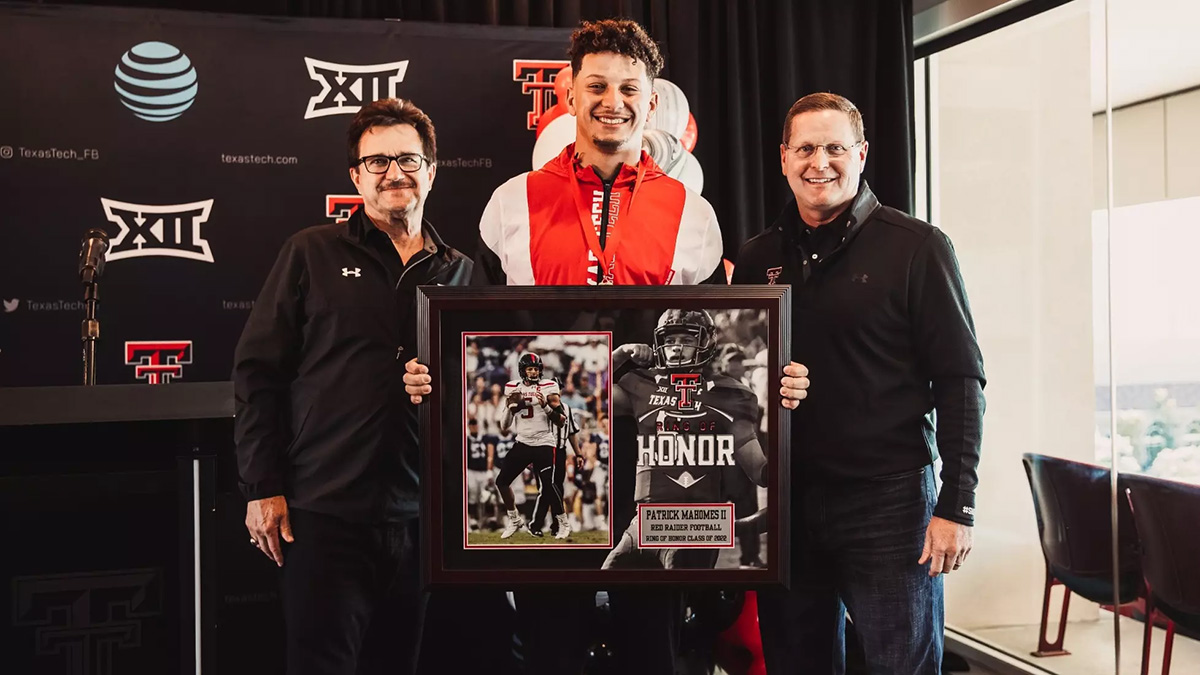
732;92;986;674
232;98;471;675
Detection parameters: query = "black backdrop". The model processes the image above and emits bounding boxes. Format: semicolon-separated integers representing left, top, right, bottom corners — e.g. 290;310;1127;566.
0;0;914;388
0;4;575;386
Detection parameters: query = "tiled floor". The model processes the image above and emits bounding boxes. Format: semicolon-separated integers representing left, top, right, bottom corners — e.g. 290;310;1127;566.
966;616;1200;674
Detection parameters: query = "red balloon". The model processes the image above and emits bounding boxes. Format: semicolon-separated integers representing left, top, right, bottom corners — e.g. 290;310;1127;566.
714;591;766;675
681;113;698;152
553;66;573;106
536;102;568;139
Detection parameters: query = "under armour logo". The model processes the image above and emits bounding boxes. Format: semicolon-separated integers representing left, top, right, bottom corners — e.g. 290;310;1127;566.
852;273;869;283
342;267;361;277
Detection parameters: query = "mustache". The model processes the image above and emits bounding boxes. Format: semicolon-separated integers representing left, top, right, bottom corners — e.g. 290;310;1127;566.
378;179;416;191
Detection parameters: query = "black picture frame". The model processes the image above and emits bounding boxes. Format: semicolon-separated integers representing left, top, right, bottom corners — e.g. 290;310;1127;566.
417;286;790;588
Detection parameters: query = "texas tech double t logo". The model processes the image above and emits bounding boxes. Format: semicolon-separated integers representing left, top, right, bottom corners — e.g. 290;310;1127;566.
512;60;569;130
670;373;702;411
325;194;364;223
125;341;193;384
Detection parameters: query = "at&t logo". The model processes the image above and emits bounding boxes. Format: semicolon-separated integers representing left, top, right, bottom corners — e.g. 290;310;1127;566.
113;41;199;122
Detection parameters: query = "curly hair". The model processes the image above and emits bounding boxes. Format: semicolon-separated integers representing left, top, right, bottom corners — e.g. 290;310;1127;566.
346;98;437;169
568;19;664;81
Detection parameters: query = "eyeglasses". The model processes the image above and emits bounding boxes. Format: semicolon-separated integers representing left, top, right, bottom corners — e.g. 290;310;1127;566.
357;154;430;174
783;141;863;159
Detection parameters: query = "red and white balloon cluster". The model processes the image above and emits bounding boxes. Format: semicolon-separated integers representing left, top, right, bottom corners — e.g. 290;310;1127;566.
531;67;704;194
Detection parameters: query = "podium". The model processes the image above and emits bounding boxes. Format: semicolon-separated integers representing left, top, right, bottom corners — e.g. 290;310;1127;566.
0;383;255;675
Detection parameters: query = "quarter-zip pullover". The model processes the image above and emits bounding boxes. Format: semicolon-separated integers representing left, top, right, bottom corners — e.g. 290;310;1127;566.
733;182;986;525
233;209;472;522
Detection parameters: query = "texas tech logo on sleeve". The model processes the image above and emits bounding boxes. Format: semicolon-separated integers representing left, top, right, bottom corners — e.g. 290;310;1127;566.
125;340;193;384
512;60;569;130
304;58;408;119
325;194;364;223
100;198;215;263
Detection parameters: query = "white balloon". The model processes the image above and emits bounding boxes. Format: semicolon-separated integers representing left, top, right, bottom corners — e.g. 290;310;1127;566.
642;128;704;194
532;113;576;170
675;149;704;194
642;128;684;175
649;78;690;140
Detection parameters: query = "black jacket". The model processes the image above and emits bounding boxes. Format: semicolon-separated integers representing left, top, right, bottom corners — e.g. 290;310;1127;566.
732;183;985;525
233;211;472;523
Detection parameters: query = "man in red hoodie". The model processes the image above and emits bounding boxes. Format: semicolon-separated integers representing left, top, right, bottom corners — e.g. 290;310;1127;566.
407;19;810;674
471;20;725;286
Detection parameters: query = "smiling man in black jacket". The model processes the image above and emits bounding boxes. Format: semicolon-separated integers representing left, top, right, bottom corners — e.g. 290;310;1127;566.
232;98;471;675
733;93;985;674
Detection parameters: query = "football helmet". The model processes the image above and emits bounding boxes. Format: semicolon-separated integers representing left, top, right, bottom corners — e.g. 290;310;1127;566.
652;309;716;369
518;352;544;384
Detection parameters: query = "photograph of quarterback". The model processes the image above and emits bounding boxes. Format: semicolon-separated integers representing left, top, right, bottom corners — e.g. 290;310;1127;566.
497;352;572;540
463;333;612;547
603;308;768;570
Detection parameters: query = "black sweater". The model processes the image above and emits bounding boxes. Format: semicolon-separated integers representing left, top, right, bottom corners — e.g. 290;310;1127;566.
732;183;985;525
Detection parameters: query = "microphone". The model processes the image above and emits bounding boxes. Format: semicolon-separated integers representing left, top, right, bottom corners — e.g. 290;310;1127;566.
78;229;110;284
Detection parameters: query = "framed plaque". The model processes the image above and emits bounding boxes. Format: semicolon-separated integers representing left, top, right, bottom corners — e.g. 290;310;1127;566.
417;286;790;587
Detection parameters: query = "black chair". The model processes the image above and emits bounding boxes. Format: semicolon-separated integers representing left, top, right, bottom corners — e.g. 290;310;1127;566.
1123;473;1200;675
1021;453;1143;656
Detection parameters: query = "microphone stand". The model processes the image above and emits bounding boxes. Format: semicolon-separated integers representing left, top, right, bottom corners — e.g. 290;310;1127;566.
81;272;100;386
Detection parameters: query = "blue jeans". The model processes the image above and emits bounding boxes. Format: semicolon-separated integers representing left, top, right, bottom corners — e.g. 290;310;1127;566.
758;466;944;674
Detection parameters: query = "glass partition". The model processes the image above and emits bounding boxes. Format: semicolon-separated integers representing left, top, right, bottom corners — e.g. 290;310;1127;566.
919;0;1200;672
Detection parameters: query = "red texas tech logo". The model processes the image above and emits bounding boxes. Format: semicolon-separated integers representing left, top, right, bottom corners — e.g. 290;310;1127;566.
766;267;783;285
326;194;364;223
670;373;702;411
125;341;193;384
512;60;569;130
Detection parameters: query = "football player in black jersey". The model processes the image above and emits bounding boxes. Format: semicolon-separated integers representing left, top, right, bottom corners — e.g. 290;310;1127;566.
591;414;611;530
603;309;768;569
465;418;492;530
530;405;586;538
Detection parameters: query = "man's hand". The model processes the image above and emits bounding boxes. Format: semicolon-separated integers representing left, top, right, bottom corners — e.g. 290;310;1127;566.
574;455;585;472
507;390;524;409
404;359;432;404
534;391;546;407
616;343;653;366
918;516;973;576
780;361;810;410
246;495;293;567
